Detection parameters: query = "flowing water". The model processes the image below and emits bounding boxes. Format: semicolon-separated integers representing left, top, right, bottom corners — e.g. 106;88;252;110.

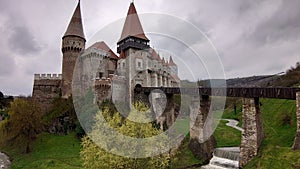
201;147;240;169
201;119;241;169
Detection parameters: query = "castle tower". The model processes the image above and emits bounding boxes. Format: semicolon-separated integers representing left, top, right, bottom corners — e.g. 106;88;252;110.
116;2;150;107
61;1;86;98
117;2;150;55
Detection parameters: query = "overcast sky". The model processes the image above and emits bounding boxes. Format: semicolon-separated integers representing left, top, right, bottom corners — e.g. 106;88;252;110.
0;0;299;96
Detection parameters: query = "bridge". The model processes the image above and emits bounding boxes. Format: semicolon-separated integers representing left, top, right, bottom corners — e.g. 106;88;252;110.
135;86;300;100
134;86;300;168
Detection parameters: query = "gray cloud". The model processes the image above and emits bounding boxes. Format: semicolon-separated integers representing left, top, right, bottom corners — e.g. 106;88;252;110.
8;25;42;55
0;50;16;76
0;0;299;95
248;0;300;45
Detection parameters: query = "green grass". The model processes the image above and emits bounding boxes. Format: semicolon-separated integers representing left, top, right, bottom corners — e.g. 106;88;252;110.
173;118;190;134
214;98;299;168
2;97;297;169
222;98;243;127
244;98;298;169
172;134;204;168
214;120;241;147
7;132;82;169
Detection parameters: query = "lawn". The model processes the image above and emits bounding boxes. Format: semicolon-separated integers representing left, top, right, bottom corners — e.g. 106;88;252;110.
214;120;241;147
8;132;82;169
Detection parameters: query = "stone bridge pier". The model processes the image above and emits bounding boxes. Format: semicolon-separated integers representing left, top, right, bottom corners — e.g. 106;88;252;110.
189;95;216;162
293;92;300;150
133;90;175;129
239;97;264;168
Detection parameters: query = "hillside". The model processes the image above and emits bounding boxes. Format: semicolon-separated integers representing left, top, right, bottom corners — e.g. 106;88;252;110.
198;62;300;88
266;63;300;87
222;97;300;169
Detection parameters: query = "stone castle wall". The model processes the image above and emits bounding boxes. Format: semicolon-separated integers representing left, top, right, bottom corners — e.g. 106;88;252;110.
32;74;62;113
94;76;113;103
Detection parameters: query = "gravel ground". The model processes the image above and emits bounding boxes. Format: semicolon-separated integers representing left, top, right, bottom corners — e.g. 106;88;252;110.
0;152;10;169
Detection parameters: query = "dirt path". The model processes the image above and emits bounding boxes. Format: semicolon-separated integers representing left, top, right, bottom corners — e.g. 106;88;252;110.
222;119;243;132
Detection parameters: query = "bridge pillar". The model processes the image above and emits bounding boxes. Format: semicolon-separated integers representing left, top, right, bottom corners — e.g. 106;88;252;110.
164;93;175;127
293;92;300;150
189;95;216;163
239;97;264;168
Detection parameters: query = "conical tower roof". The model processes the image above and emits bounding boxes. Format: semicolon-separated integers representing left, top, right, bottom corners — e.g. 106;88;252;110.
63;1;85;40
118;3;149;43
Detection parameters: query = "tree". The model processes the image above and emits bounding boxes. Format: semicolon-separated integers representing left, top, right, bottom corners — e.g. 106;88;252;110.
81;102;174;169
0;91;3;99
0;98;43;153
43;97;78;135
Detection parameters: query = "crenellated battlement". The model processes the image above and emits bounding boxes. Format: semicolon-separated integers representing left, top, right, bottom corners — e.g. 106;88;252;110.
94;77;112;88
34;74;62;80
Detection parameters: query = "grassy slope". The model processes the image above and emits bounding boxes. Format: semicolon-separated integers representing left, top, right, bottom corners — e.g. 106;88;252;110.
5;119;201;169
8;132;82;169
214;120;241;147
214;98;300;168
172;119;204;168
245;98;300;169
3;98;298;168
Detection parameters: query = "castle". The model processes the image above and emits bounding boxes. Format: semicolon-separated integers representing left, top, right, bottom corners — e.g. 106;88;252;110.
32;2;180;112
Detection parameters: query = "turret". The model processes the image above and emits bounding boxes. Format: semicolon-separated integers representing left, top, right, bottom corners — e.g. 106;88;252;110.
61;1;86;97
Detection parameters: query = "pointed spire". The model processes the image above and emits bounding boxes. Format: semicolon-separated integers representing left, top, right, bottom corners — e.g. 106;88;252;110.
169;56;177;66
118;2;149;43
63;1;85;40
162;58;167;65
157;54;162;62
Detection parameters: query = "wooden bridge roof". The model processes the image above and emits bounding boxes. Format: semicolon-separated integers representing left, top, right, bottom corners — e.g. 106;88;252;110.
135;87;300;100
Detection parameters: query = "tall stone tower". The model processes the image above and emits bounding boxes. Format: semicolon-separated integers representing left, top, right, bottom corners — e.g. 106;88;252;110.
116;2;150;106
61;1;86;98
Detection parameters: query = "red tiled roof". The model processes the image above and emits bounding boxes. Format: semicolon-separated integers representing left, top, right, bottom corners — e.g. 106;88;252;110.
63;2;85;39
88;41;119;60
118;3;149;43
151;49;162;61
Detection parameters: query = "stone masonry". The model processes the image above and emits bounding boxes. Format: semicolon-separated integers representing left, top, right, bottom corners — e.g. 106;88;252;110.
32;74;62;113
189;95;216;163
293;92;300;150
239;97;264;168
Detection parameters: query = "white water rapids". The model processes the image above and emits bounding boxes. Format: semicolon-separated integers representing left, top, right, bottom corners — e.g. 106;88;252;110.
201;119;242;169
